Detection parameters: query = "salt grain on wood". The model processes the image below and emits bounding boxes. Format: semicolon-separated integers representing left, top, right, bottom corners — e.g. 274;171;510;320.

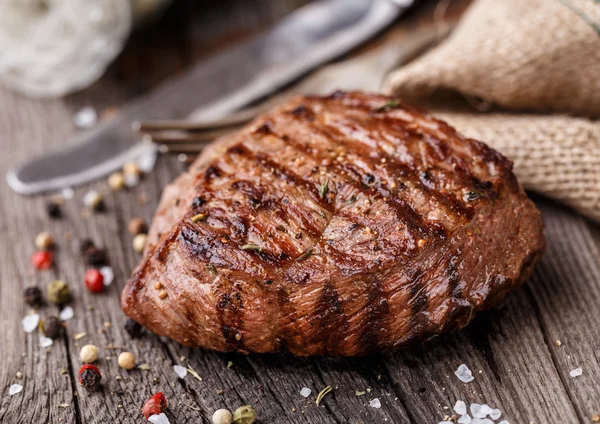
455;364;475;383
300;387;311;398
148;413;170;424
22;314;40;333
569;367;582;378
369;398;381;408
8;384;23;396
454;400;467;415
99;266;114;285
173;365;188;379
59;306;74;321
73;107;97;129
39;336;53;348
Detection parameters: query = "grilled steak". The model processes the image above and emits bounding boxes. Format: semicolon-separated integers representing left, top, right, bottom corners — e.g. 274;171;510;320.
122;91;544;356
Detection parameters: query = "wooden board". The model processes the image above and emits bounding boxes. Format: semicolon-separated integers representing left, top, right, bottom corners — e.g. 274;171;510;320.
1;1;599;423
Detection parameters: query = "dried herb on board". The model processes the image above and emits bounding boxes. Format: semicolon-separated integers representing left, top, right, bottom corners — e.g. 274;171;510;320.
374;99;400;112
316;386;333;405
241;243;262;252
296;248;313;261
319;177;329;199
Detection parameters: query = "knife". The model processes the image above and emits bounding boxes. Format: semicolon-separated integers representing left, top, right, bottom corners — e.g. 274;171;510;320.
7;0;411;195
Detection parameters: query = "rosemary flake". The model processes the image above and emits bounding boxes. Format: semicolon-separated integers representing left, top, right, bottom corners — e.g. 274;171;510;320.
316;386;333;405
137;363;151;371
73;332;87;341
190;212;208;223
187;366;203;382
319;178;329;199
227;361;233;369
241;243;262;252
464;191;483;202
355;390;366;396
296;248;313;261
375;99;400;112
57;403;70;408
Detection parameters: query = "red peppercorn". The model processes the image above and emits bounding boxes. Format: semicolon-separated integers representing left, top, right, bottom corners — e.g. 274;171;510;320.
84;269;104;293
78;364;101;391
31;251;53;270
142;392;167;420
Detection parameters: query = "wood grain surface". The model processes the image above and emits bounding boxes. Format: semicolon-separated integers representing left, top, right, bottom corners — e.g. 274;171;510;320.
0;1;599;423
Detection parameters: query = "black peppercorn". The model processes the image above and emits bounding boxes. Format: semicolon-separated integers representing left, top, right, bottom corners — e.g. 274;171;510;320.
46;201;62;219
79;239;95;255
81;243;108;267
124;318;142;339
78;365;101;391
24;286;42;307
43;316;62;339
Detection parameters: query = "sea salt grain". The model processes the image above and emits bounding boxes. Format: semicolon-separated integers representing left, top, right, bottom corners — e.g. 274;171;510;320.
455;364;475;383
73;106;97;129
59;306;74;321
369;398;381;408
40;336;53;348
471;403;492;418
137;150;157;173
498;421;510;424
124;173;140;188
22;314;40;333
570;367;583;378
454;400;467;415
438;421;453;424
8;384;23;396
489;408;501;420
300;387;311;398
471;419;493;424
173;365;187;379
61;188;74;200
148;413;170;424
458;414;472;424
99;266;114;286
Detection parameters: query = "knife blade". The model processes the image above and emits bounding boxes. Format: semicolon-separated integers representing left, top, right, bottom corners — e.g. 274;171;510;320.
7;0;409;195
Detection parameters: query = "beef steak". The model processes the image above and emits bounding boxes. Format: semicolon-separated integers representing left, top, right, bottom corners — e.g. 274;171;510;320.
122;91;545;356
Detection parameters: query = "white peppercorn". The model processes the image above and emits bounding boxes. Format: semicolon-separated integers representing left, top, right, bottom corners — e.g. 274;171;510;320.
35;231;54;250
212;409;233;424
79;344;99;363
132;233;148;253
118;351;136;370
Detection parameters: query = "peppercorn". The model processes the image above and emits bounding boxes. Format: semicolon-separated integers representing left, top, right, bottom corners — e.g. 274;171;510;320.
80;240;108;267
132;233;148;253
78;364;101;391
212;409;233;424
142;392;167;420
83;190;104;211
233;405;257;424
118;352;136;370
24;286;42;307
124;318;142;339
35;232;54;250
47;280;71;305
80;344;99;363
31;251;53;270
42;316;62;339
46;201;62;219
84;269;104;293
108;172;125;191
128;217;148;236
123;161;142;177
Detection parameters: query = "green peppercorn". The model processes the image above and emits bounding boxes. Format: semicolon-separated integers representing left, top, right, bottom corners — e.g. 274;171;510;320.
233;405;257;424
42;316;62;339
24;286;42;307
47;280;71;305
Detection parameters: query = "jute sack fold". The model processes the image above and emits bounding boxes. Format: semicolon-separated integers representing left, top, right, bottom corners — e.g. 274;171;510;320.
384;0;600;222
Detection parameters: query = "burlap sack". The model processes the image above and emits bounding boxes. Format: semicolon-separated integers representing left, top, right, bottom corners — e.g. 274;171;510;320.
384;0;600;223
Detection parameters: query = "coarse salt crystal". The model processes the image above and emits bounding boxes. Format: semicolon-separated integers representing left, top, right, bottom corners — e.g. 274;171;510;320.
369;398;381;408
59;306;74;321
438;421;453;424
8;384;23;396
570;367;582;378
472;419;493;424
40;336;53;348
148;413;170;424
83;190;100;209
73;107;97;129
498;421;510;424
458;415;472;424
489;408;501;420
124;173;140;188
61;188;74;200
300;387;311;398
454;400;467;415
455;364;474;383
99;266;114;286
470;403;491;418
22;314;40;333
137;150;157;174
173;365;187;379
